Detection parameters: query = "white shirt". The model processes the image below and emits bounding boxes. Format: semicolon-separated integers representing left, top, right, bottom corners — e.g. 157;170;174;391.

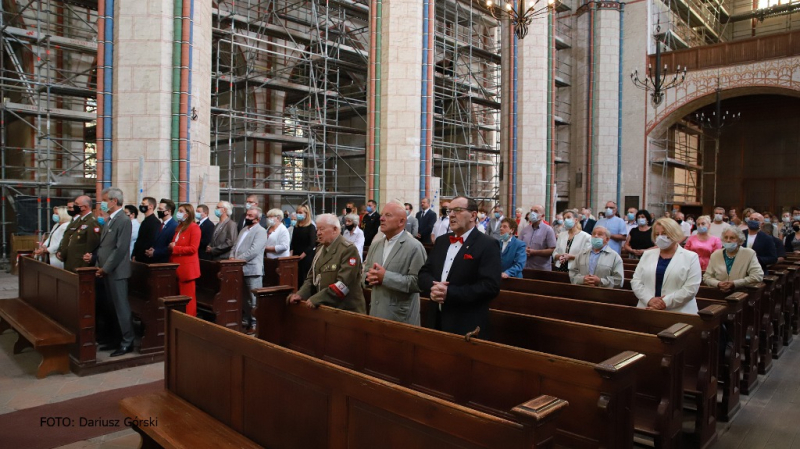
680;221;692;238
199;216;208;226
266;223;291;259
501;238;509;253
433;217;451;239
382;231;403;266
441;227;475;282
709;221;726;239
130;218;140;255
343;226;365;261
746;233;756;248
235;226;252;253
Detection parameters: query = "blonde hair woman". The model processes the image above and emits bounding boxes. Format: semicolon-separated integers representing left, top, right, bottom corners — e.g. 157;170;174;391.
290;204;317;288
36;206;71;269
631;217;701;313
553;209;591;272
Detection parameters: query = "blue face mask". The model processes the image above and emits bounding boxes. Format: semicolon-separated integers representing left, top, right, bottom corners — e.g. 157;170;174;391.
100;201;109;213
723;241;739;252
697;226;708;234
564;218;575;230
97;217;106;226
637;218;647;226
500;233;511;242
296;214;305;222
52;214;60;223
175;212;186;222
494;212;501;219
214;209;222;218
764;218;771;224
366;206;373;213
627;213;635;221
290;220;297;226
747;220;760;230
591;237;604;250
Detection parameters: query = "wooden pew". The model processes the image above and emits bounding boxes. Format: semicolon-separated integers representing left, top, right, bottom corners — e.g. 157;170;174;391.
761;274;785;361
0;256;95;377
197;259;245;332
263;255;301;292
771;263;798;344
128;261;180;354
121;296;568;449
421;296;691;449
501;277;722;447
255;286;645;449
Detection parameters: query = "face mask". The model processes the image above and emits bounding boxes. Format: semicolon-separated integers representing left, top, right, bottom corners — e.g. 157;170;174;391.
345;207;352;213
794;225;800;232
175;212;186;222
267;218;276;227
578;214;585;221
564;218;575;230
555;219;563;225
655;235;673;250
157;210;166;219
366;206;373;213
529;212;540;223
713;214;723;222
698;226;708;234
764;218;771;224
500;233;511;242
794;215;800;222
296;214;306;221
675;219;683;225
72;205;82;216
783;216;791;223
627;213;635;221
746;220;760;230
345;223;355;231
97;217;106;226
67;207;77;217
687;220;694;226
406;210;411;217
291;220;297;226
591;237;604;250
244;218;254;227
478;213;485;220
605;208;614;217
245;202;253;210
100;201;109;213
723;241;739;252
637;218;647;226
215;209;222;218
52;214;60;223
441;208;447;216
139;205;148;214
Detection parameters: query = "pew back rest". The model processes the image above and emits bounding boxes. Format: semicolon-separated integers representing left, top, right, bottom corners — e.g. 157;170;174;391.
163;307;565;449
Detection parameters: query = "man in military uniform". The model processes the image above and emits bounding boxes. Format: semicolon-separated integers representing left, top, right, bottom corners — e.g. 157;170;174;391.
57;195;102;272
288;214;366;313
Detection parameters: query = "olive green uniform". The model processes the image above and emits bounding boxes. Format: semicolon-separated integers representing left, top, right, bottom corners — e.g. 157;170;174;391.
297;235;366;313
60;213;103;272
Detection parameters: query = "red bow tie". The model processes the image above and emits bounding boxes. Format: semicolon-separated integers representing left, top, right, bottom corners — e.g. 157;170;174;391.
449;236;464;244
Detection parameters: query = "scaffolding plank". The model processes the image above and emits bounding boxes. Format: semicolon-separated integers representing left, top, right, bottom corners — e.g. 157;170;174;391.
3;100;95;121
3;26;97;52
555;34;571;50
36;85;96;98
555;76;570;87
554;115;570;126
213;131;310;146
650;157;702;171
216;74;338;96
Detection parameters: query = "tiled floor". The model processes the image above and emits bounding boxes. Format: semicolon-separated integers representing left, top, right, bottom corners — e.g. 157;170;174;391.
1;270;799;448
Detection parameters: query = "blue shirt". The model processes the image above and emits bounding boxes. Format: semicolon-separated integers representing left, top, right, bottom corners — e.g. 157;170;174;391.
596;216;628;254
655;256;672;297
588;246;606;275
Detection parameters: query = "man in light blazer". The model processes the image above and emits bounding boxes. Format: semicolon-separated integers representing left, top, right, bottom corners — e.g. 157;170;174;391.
569;227;624;288
363;202;427;325
231;206;268;333
86;187;134;357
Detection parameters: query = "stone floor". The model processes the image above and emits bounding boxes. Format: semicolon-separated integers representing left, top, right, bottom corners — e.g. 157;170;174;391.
1;270;799;448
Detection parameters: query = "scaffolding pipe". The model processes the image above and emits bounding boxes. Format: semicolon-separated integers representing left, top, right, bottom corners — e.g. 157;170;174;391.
512;20;518;211
419;0;430;199
171;0;183;200
178;0;192;203
617;3;625;208
96;0;105;198
187;0;194;203
104;0;114;189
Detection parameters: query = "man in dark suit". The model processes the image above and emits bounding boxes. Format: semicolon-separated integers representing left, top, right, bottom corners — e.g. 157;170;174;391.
196;204;215;260
145;199;178;263
418;196;501;338
133;197;160;262
84;187;134;357
416;197;437;244
743;213;777;270
362;199;381;247
580;207;596;234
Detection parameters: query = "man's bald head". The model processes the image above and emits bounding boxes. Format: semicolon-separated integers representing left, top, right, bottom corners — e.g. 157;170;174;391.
379;201;407;238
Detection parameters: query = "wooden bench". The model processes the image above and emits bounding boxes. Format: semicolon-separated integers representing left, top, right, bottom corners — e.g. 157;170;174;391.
0;256;97;377
502;277;723;447
263;255;301;292
196;259;245;332
772;263;798;345
120;296;567;449
255;286;645;449
128;261;180;354
419;296;691;449
761;274;785;361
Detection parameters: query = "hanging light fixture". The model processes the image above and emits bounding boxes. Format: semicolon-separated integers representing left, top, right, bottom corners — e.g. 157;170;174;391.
630;28;687;106
485;0;559;39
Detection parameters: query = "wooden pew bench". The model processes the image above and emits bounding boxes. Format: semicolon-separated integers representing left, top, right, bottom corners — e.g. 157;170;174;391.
120;296;567;449
128;261;179;354
196;259;245;331
255;286;645;449
262;255;301;291
501;277;723;447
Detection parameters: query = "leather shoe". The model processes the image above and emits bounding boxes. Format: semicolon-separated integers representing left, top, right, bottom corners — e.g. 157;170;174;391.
110;346;133;357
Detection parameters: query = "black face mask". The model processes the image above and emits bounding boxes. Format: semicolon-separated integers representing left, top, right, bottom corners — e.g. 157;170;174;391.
794;225;800;232
72;205;82;216
244;218;254;227
676;219;683;225
67;207;77;217
345;224;355;231
157;210;166;219
139;205;149;214
441;208;447;216
345;207;352;214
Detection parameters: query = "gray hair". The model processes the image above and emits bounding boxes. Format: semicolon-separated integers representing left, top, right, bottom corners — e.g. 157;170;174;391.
345;213;360;225
219;201;233;216
266;208;283;219
316;213;341;230
251;206;263;219
102;187;124;205
592;225;611;239
721;224;746;244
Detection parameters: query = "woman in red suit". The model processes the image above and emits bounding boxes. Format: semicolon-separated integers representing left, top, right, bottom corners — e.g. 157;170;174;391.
169;203;201;316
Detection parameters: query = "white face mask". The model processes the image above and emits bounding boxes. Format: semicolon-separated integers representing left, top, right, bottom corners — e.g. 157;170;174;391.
655;235;673;250
267;218;276;228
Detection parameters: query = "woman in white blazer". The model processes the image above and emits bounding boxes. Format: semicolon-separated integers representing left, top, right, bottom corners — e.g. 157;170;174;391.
553;209;591;271
631;217;701;314
38;206;70;269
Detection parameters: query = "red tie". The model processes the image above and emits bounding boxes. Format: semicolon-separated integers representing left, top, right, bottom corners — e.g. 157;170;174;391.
449;236;463;245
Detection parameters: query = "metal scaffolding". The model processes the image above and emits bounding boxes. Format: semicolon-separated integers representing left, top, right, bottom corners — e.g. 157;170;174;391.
432;0;501;203
553;0;572;208
0;0;99;267
210;0;370;213
652;0;731;49
648;121;704;211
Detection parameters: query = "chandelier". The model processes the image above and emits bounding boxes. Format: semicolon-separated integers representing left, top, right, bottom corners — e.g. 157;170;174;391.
485;0;558;40
630;33;686;106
